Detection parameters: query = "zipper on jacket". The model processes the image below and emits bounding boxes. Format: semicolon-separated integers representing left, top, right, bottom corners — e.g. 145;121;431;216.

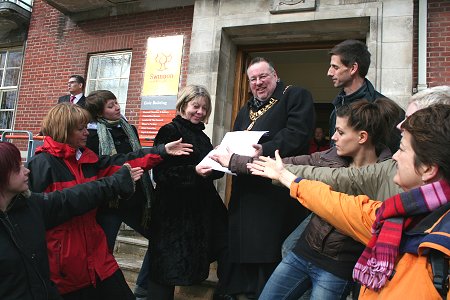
56;241;66;278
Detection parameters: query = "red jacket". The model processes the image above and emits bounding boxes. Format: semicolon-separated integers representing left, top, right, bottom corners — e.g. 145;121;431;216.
27;137;164;294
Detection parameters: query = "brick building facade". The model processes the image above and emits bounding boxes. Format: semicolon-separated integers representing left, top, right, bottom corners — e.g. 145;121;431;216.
14;0;193;133
0;0;449;137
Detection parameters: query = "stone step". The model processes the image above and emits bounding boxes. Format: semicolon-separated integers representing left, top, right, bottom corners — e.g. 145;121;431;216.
115;235;148;257
114;233;147;290
114;230;220;300
115;252;143;287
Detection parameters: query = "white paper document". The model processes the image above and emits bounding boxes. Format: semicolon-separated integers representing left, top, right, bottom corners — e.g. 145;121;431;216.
199;131;268;175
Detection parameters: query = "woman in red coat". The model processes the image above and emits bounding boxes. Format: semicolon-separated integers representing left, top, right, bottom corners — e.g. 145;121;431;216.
27;103;192;300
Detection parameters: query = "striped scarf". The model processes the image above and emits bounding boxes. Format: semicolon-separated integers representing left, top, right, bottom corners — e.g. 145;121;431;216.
353;179;450;290
97;117;154;227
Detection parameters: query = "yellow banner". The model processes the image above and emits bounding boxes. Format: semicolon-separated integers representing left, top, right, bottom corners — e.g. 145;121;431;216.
142;35;184;96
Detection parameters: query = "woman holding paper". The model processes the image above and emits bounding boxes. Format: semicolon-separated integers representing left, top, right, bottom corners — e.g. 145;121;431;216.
148;85;228;299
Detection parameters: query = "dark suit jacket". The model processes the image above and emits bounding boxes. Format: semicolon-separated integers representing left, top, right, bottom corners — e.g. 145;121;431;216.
58;95;86;107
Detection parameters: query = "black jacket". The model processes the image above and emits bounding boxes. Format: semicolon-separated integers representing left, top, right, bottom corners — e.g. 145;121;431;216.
292;147;392;280
229;81;315;263
329;79;403;153
149;116;228;285
0;167;134;300
57;95;86;107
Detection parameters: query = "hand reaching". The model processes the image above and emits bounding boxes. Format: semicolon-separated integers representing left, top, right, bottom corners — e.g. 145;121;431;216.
210;147;233;168
165;138;193;156
251;144;263;158
247;150;285;181
195;164;213;177
124;163;144;181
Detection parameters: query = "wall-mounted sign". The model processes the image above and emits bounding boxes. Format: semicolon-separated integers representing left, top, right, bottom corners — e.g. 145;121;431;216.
270;0;316;14
139;35;184;146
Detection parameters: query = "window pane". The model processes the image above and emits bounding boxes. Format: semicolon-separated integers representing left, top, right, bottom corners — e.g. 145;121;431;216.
88;57;98;79
99;56;122;78
0;111;13;129
118;79;129;101
0;51;5;68
87;52;131;113
1;90;18;109
97;79;117;91
85;79;96;95
7;51;23;68
121;54;131;77
4;69;20;86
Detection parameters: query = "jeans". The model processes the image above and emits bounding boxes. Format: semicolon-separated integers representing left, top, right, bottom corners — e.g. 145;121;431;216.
259;251;352;300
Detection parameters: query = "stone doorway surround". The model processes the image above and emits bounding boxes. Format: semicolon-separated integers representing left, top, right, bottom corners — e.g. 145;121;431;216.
187;0;413;196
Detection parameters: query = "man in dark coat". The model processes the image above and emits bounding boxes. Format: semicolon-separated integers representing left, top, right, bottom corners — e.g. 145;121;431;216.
325;39;404;300
218;57;315;299
327;40;403;153
58;75;86;107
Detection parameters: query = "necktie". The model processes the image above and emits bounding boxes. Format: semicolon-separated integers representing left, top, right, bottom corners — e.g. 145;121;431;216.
70;95;76;103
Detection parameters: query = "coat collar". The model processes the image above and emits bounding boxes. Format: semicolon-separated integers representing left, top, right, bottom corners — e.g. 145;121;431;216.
333;78;378;107
36;136;98;163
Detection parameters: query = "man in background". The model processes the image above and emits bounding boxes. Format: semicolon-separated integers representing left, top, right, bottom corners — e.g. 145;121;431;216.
308;127;329;154
58;75;86;107
327;39;403;153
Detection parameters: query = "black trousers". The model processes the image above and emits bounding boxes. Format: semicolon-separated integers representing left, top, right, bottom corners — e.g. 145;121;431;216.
147;280;175;300
62;269;134;300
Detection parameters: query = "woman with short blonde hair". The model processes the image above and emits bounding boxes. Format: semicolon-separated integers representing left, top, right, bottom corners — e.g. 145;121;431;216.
28;102;192;299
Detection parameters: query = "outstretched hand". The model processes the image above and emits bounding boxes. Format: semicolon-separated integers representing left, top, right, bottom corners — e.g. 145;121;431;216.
165;138;193;156
251;144;263;158
210;147;233;168
195;164;213;177
124;163;144;182
247;150;285;181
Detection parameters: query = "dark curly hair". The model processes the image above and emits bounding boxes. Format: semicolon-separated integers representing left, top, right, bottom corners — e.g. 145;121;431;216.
401;104;450;182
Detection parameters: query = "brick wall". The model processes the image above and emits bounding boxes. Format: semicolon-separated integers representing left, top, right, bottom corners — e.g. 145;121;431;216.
15;0;193;133
427;0;450;87
413;0;450;89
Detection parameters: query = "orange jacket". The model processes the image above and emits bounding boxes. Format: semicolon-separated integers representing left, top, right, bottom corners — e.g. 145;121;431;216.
289;179;450;300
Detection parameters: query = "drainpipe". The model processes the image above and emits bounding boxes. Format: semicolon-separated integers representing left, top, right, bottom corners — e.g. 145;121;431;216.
417;0;427;91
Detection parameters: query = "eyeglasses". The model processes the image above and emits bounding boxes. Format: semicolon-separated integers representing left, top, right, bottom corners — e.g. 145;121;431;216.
249;73;272;84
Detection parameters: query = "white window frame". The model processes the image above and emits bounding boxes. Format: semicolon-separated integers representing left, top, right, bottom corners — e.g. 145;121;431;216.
85;51;132;116
0;47;24;130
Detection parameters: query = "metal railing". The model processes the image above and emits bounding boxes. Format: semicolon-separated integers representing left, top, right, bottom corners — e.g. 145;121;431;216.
0;130;43;162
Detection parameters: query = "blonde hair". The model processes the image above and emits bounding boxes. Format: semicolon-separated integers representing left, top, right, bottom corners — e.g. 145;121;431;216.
41;103;91;143
176;85;212;123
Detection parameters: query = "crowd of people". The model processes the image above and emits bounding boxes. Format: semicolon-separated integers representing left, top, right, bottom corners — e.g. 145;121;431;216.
1;38;450;300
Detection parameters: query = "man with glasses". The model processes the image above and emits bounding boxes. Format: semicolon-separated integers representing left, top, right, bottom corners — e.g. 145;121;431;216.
58;75;86;107
215;57;314;299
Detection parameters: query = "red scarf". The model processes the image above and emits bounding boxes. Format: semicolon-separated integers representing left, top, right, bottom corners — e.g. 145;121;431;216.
353;179;450;290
